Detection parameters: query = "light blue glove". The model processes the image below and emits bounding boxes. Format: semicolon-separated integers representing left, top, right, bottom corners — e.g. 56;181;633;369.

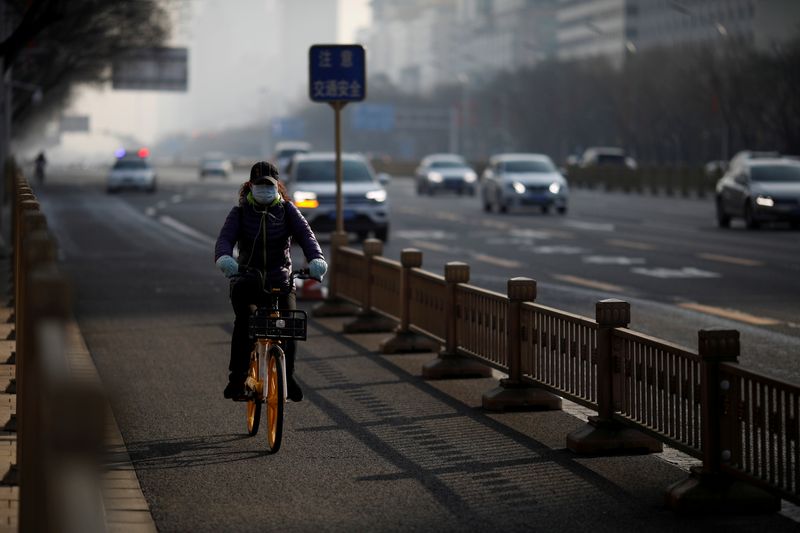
309;258;328;280
216;255;239;278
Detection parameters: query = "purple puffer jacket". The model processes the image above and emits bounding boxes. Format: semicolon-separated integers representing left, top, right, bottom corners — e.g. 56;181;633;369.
215;197;324;287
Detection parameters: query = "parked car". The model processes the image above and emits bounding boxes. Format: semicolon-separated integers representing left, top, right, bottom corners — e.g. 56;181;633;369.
481;153;568;214
107;149;156;193
273;141;311;174
414;153;477;195
284;152;390;241
199;153;233;179
716;157;800;229
580;147;637;170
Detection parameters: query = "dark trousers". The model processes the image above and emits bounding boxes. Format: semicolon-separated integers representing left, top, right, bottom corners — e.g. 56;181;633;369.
229;274;296;384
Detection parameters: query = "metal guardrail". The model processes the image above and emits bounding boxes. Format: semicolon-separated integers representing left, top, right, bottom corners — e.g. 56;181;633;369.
5;161;106;532
327;239;797;511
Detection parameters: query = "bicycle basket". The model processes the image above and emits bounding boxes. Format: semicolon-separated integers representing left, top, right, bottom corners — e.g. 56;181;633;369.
249;309;307;340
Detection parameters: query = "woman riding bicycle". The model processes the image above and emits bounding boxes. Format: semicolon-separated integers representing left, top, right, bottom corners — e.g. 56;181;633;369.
215;161;327;402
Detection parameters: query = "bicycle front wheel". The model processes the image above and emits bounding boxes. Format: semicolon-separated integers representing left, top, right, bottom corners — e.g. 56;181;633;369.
246;354;261;436
266;347;285;453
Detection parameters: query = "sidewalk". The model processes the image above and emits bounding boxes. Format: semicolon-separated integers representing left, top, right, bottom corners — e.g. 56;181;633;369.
292;306;800;532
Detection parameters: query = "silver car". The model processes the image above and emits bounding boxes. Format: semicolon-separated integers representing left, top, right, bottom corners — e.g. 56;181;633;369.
481;153;569;214
107;154;156;193
285;152;390;241
415;153;478;196
716;158;800;229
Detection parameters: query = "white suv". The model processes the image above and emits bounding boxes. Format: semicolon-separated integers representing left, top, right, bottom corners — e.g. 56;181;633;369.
285;152;390;241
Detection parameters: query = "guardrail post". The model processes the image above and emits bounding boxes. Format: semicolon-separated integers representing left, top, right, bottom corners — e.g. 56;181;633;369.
312;232;359;317
422;262;491;379
343;238;395;333
379;248;439;354
567;299;662;454
482;278;561;412
666;329;779;514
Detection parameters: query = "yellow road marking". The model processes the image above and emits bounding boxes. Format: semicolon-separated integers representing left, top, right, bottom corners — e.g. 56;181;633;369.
553;274;624;293
409;240;452;253
678;303;782;326
606;239;655;251
697;253;764;267
435;212;464;222
471;254;522;269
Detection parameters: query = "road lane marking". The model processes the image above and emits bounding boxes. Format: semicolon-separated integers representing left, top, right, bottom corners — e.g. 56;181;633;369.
530;245;585;255
396;230;453;240
409;240;453;253
553;274;624;293
145;207;157;217
697;253;764;267
158;215;216;245
678;303;782;326
481;220;511;230
606;239;655;251
170;194;183;203
434;212;464;222
471;253;523;269
631;267;720;279
563;220;615;232
583;256;646;265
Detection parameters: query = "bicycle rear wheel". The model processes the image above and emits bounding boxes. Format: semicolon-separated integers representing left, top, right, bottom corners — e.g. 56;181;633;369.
246;354;261;436
266;347;285;453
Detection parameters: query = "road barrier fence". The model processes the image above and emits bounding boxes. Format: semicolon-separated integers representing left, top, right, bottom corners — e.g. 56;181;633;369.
4;160;106;532
322;239;797;513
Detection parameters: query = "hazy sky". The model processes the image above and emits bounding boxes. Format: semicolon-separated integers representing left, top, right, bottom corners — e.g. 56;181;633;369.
51;0;371;162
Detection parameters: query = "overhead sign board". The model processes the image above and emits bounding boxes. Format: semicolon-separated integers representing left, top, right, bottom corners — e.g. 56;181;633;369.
59;115;90;133
309;44;366;102
112;47;188;91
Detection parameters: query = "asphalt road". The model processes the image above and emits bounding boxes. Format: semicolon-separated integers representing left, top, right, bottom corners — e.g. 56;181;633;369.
31;165;800;531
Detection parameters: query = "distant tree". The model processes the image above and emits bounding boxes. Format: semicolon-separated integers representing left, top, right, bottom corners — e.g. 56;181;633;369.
1;0;171;129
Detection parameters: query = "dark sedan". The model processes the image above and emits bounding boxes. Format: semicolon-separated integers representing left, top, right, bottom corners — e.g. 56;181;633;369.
716;158;800;229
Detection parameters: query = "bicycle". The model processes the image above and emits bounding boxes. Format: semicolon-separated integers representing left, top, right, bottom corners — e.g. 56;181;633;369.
243;269;314;452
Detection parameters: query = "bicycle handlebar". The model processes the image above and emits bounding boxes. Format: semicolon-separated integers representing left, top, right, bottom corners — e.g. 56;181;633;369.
291;268;320;282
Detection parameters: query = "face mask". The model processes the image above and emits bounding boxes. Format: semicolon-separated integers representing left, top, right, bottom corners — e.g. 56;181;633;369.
251;184;277;205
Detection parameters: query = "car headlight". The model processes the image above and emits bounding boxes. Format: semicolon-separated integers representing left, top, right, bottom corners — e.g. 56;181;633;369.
464;171;477;183
366;189;386;203
512;181;526;194
549;182;561;194
428;171;444;183
293;191;319;208
755;195;774;207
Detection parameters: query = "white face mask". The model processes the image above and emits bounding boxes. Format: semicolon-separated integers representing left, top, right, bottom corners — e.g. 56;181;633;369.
251;184;277;205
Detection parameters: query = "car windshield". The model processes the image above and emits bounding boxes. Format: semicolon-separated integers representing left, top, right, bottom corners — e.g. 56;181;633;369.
596;154;627;165
429;161;466;169
502;160;554;173
294;160;374;182
113;159;148;170
750;164;800;183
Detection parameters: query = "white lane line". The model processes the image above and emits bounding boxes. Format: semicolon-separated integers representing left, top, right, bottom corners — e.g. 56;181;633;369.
409;240;454;253
552;274;624;293
697;253;764;267
563;220;615;232
144;207;157;217
471;253;522;269
678;303;782;326
606;239;656;251
170;194;183;203
583;256;646;265
434;212;464;222
631;267;720;279
158;215;216;245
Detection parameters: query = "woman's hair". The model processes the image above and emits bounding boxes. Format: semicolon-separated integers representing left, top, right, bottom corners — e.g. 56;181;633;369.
238;180;290;204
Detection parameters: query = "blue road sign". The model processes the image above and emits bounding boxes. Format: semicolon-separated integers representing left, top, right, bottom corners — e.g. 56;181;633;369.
309;44;366;103
351;104;395;132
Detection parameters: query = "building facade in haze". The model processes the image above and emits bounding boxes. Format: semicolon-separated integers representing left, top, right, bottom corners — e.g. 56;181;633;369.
557;0;800;66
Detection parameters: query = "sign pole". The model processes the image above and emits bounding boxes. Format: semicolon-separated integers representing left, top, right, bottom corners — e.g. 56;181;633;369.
309;44;365;317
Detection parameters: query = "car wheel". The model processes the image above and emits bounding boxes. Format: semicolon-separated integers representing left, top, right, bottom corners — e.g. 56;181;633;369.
744;202;760;229
356;231;369;242
375;227;389;242
541;205;550;214
557;206;567;215
499;200;508;214
468;188;476;197
482;199;492;212
716;198;731;228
